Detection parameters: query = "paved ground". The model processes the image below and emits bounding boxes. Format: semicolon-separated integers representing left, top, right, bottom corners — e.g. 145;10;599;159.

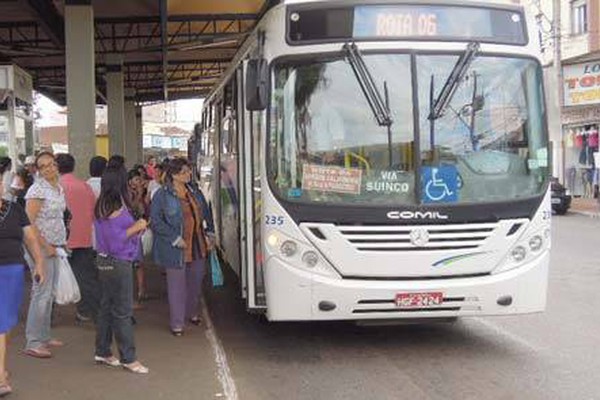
571;197;599;216
7;213;600;400
205;213;600;400
7;269;223;400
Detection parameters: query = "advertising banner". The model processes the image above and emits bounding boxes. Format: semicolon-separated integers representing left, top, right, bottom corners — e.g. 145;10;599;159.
564;62;600;106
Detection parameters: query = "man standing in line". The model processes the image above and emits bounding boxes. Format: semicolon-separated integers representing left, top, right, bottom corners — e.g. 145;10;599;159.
87;156;107;199
24;155;38;179
56;153;100;323
145;155;157;180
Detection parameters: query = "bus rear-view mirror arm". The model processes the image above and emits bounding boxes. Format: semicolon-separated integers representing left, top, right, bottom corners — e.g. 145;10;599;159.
246;58;269;111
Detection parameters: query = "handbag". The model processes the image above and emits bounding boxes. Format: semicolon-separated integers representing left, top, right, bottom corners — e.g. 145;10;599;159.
54;249;81;305
210;251;224;287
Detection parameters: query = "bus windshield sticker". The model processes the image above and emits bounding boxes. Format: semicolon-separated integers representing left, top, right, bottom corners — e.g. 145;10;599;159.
302;164;363;195
288;188;303;198
537;148;548;167
421;166;459;204
365;170;411;195
528;159;539;170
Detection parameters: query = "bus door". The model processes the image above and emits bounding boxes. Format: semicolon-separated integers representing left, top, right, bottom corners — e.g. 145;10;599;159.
235;67;249;299
241;61;267;310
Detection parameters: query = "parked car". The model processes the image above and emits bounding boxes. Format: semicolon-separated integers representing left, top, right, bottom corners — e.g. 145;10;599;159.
551;177;571;215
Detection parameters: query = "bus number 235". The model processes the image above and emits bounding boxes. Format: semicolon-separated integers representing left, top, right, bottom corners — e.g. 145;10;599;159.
265;215;284;226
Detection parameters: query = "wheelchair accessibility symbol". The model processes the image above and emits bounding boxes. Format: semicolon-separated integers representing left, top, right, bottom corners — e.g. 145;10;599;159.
422;166;459;204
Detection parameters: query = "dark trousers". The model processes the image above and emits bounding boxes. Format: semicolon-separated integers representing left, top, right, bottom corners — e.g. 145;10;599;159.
95;257;137;364
165;258;205;330
69;248;100;320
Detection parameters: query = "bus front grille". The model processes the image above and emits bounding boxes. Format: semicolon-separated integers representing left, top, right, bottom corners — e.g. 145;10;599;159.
337;223;497;252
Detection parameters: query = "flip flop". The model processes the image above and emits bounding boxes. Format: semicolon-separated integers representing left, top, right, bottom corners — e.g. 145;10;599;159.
171;329;184;337
122;362;149;374
45;339;64;348
23;347;52;359
0;373;11;398
0;383;12;397
94;355;121;367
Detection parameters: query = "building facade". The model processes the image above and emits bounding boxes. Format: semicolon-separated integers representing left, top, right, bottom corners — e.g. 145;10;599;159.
525;0;600;196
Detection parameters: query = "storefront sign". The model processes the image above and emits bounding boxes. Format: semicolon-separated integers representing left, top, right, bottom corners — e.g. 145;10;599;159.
563;62;600;106
562;106;600;125
302;164;362;195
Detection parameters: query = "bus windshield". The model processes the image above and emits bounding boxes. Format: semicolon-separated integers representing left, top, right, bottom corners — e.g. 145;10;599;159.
269;53;548;207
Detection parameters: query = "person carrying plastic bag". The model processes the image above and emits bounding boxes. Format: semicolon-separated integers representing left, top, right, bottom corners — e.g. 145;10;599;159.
53;247;81;305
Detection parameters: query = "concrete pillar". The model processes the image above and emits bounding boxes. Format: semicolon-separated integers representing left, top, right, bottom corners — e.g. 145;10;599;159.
124;89;137;167
106;54;125;157
6;96;16;164
24;119;34;155
136;105;143;164
65;0;96;178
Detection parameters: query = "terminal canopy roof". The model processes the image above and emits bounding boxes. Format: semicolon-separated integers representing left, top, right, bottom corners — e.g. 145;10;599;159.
0;0;279;105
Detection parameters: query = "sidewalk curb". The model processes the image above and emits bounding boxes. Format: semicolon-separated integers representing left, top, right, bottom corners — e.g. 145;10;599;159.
569;210;600;218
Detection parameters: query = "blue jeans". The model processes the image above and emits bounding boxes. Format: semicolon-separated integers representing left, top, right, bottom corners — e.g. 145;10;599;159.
25;255;59;350
95;256;137;364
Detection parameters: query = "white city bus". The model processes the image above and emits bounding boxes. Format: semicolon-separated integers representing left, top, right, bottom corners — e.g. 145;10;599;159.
191;0;551;321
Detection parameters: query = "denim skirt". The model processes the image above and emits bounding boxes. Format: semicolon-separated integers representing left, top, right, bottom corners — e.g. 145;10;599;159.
0;264;25;334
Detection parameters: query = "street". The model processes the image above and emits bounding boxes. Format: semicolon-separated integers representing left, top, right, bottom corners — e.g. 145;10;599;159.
7;213;600;400
205;213;600;400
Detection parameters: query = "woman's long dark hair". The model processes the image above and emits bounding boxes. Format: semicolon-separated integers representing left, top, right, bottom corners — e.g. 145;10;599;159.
164;157;190;187
95;164;132;220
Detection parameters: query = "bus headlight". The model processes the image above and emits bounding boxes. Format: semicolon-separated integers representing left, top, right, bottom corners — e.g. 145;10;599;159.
302;251;319;268
267;233;279;247
529;235;543;252
280;240;298;257
511;246;527;263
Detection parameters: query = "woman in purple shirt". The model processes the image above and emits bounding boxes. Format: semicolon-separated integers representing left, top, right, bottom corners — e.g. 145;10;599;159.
94;164;149;374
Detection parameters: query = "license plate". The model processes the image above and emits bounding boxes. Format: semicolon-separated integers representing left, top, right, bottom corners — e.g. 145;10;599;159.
395;292;444;308
551;198;561;204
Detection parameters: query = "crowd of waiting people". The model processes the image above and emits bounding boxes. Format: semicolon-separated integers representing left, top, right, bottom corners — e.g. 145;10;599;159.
0;152;214;396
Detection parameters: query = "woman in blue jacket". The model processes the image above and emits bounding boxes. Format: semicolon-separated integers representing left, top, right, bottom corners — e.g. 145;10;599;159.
151;158;214;336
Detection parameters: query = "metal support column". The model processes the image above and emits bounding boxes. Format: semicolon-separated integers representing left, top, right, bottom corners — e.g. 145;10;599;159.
65;0;96;178
106;54;126;157
124;89;137;167
135;105;143;164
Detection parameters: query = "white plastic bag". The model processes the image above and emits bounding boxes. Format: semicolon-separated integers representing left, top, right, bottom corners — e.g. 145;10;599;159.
141;229;153;257
54;249;81;305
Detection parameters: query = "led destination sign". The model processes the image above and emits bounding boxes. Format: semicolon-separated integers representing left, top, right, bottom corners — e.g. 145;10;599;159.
288;4;527;45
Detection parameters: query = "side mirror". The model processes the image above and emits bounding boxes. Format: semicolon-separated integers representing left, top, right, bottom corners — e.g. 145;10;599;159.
246;59;268;111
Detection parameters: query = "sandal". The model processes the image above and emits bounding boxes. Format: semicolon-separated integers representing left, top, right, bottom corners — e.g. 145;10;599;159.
94;355;121;367
122;361;149;374
0;383;12;397
0;373;11;398
189;316;202;326
171;329;184;337
23;347;52;359
45;339;64;348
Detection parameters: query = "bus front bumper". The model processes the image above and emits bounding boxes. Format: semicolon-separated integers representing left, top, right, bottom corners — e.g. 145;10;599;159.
264;252;549;321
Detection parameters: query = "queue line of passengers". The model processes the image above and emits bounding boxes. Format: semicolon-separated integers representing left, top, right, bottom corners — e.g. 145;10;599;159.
0;152;214;397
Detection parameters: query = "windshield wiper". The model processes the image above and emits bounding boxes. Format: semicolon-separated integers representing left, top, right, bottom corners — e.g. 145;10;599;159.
428;42;480;121
343;42;395;167
343;42;392;127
